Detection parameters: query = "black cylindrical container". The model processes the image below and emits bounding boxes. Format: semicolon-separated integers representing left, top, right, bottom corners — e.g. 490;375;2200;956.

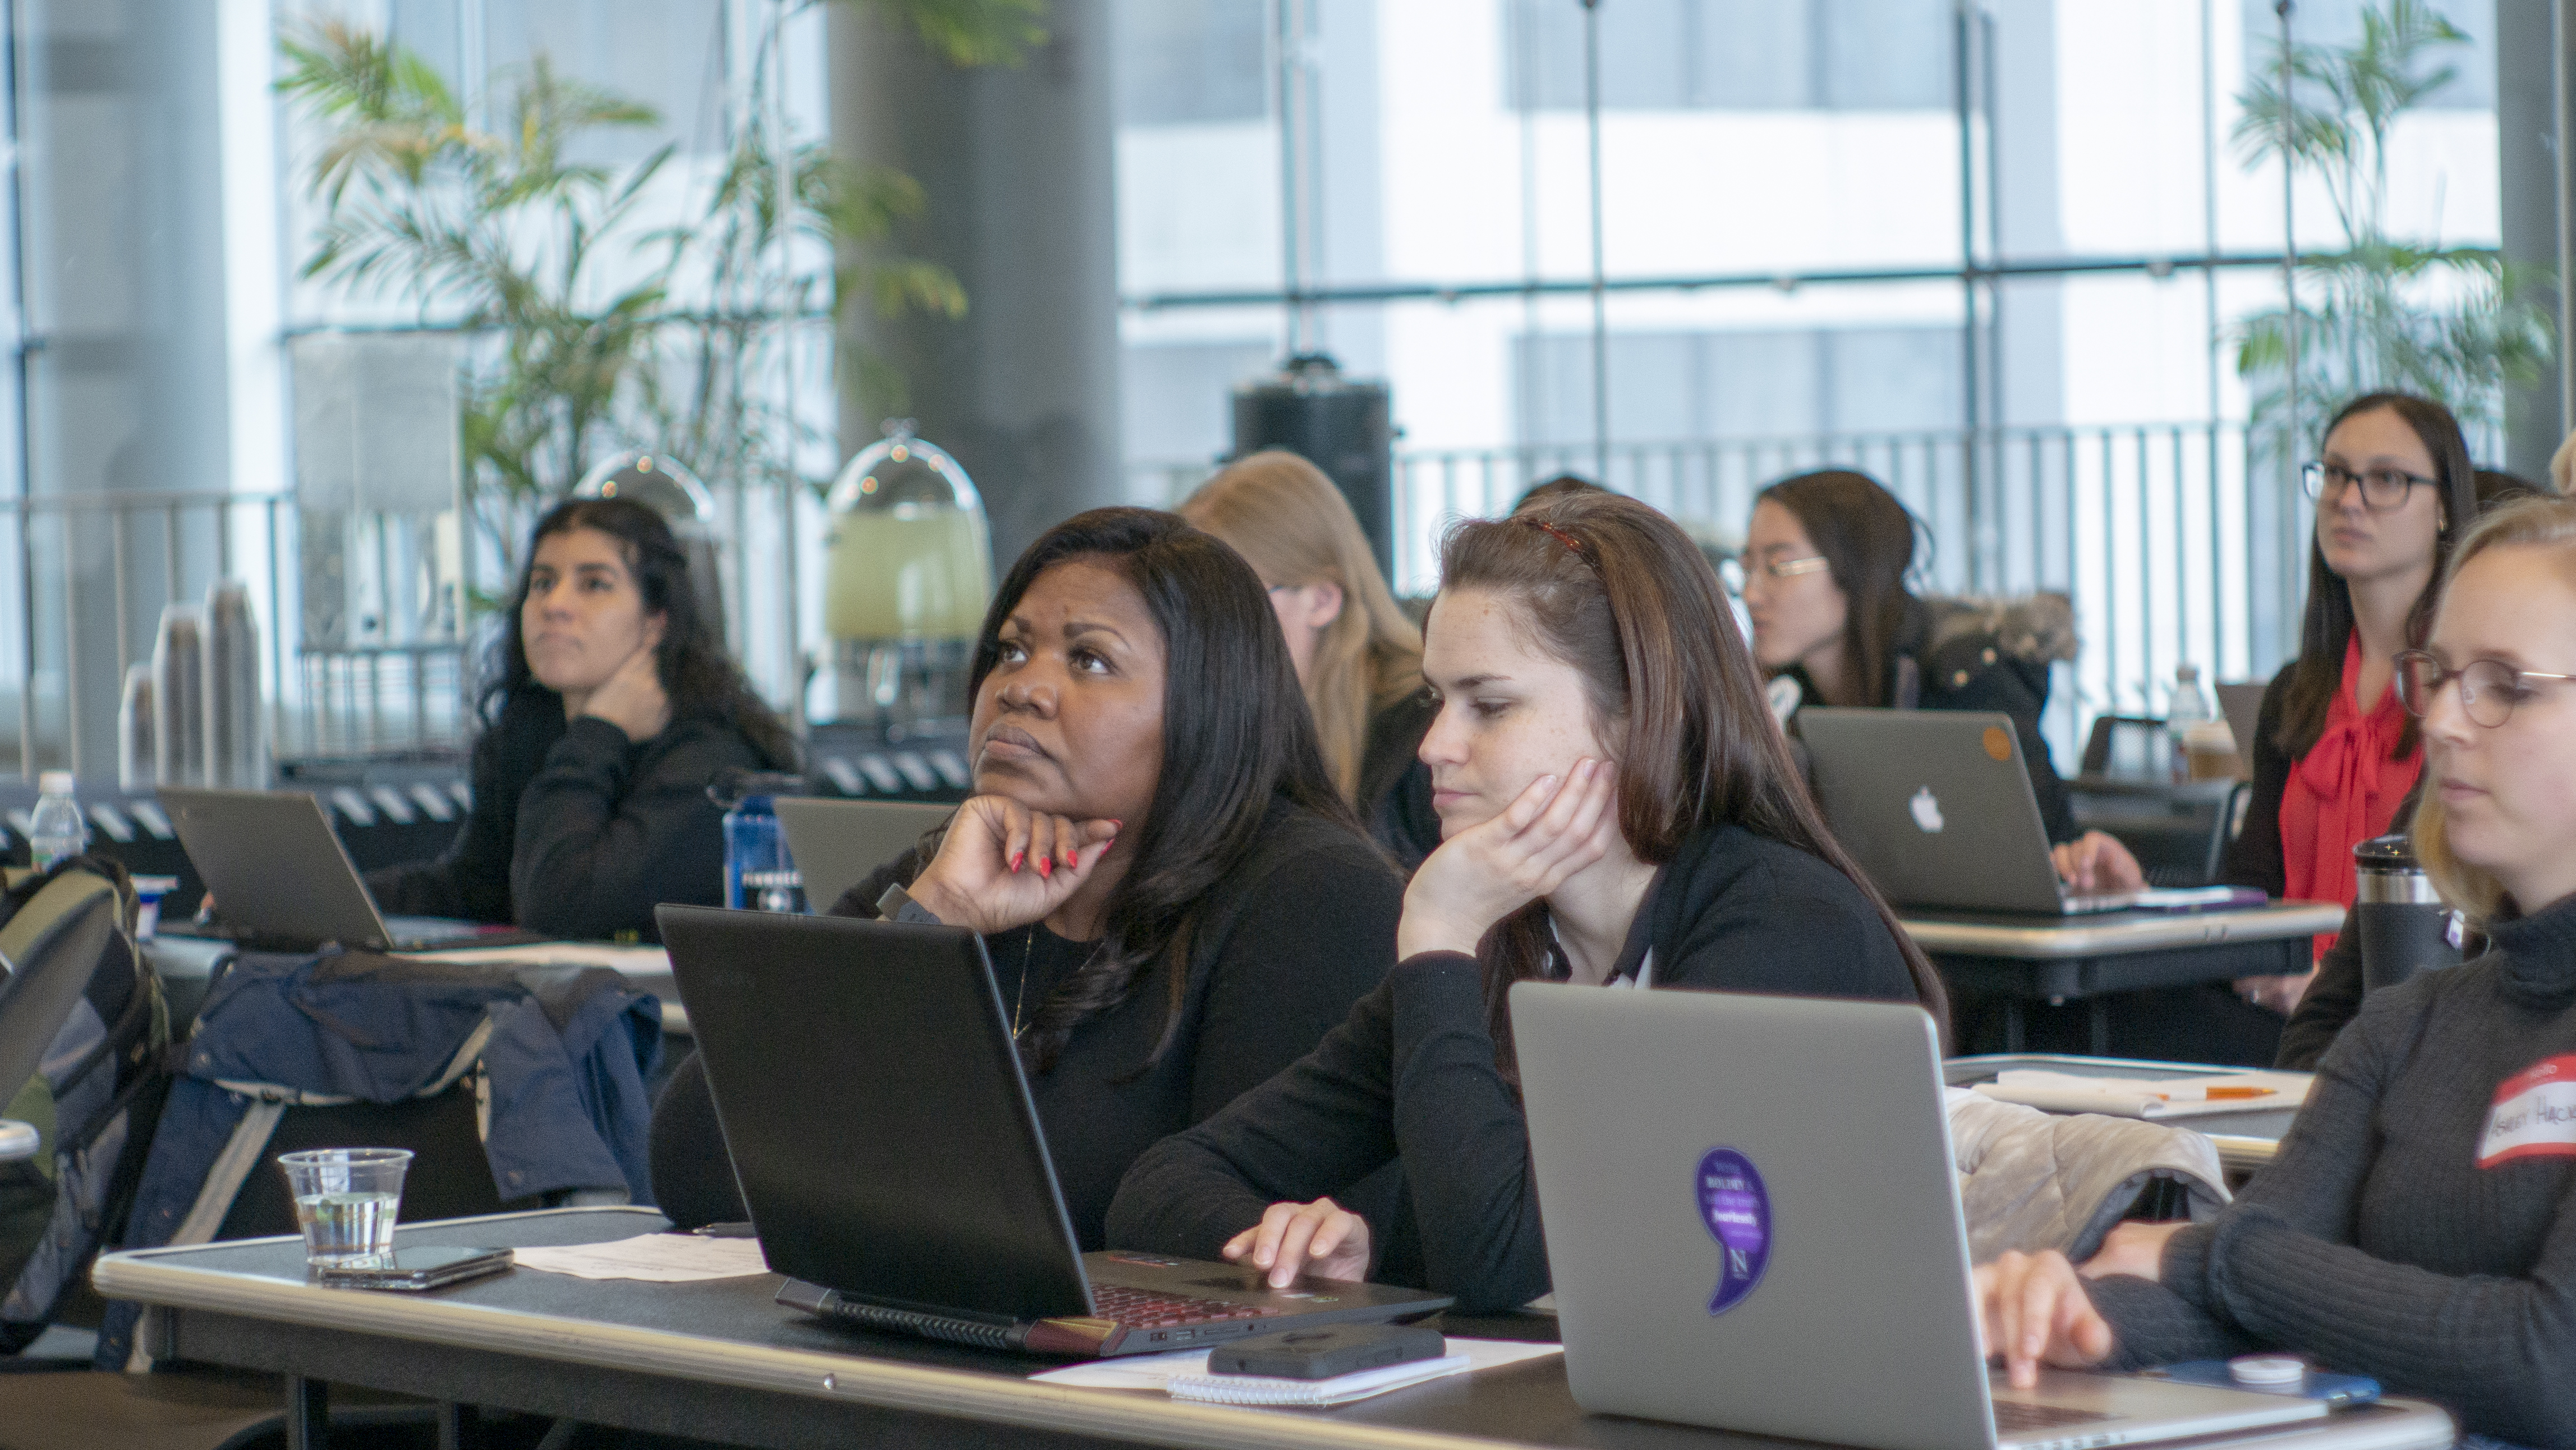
1231;355;1396;581
2353;834;2462;994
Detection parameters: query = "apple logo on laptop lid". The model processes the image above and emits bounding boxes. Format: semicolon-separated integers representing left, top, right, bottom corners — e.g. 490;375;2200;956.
1908;786;1945;834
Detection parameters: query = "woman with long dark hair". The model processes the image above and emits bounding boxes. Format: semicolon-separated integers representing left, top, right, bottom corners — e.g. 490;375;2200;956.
1106;492;1944;1311
367;496;797;942
2221;392;2477;1011
1742;467;2142;892
651;507;1404;1245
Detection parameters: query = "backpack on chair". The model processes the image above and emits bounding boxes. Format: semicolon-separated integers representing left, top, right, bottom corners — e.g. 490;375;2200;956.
0;854;173;1351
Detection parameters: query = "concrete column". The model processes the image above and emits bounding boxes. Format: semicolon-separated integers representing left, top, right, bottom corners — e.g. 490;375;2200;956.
827;1;1125;568
2498;1;2572;482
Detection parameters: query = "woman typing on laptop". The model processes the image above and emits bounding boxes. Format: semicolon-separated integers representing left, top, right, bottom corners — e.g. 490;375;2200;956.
651;508;1404;1249
1976;496;2576;1449
1741;468;2143;896
366;497;797;941
1106;492;1946;1311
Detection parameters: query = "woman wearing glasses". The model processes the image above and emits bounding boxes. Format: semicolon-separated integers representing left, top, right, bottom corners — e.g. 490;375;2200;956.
1741;468;2143;893
1976;494;2576;1449
2221;393;2478;1016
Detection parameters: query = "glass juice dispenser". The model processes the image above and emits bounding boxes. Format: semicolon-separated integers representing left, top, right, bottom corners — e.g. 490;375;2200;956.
816;423;993;738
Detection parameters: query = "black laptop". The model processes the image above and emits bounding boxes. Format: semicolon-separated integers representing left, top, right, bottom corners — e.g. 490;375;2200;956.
656;905;1452;1357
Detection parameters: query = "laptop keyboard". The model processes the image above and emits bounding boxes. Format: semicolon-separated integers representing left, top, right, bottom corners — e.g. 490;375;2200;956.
1991;1401;2116;1433
1088;1283;1286;1329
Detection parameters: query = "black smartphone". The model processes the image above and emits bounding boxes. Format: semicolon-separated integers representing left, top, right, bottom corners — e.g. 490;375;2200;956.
1206;1324;1446;1380
314;1246;514;1292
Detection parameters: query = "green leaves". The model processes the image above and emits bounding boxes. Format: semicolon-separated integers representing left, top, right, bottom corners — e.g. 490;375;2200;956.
280;10;977;524
2231;0;2550;439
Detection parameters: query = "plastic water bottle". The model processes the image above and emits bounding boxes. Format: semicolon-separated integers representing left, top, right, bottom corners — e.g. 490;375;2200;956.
27;771;87;871
2166;664;2213;781
722;793;790;911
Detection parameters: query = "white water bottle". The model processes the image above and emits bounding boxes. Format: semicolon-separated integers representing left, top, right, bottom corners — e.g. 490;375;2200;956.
27;770;87;871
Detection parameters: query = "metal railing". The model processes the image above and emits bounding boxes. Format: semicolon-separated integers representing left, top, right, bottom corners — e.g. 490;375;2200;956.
6;419;2352;780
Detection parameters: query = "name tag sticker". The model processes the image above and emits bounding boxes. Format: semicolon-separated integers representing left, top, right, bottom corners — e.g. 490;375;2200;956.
2478;1053;2576;1168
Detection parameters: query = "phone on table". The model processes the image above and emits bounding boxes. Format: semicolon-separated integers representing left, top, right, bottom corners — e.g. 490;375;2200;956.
2137;1361;2380;1408
314;1246;514;1292
1207;1323;1446;1380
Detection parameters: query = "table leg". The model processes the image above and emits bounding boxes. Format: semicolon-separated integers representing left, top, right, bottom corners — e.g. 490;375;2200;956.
436;1401;476;1450
284;1375;328;1450
2003;999;2026;1053
2090;999;2112;1057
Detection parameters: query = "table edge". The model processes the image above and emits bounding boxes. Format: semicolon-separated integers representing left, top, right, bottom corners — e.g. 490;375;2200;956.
1902;903;2344;959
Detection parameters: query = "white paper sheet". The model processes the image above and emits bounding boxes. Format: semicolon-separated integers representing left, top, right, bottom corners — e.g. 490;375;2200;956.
1030;1336;1561;1394
510;1233;770;1282
400;942;672;977
1970;1069;2312;1119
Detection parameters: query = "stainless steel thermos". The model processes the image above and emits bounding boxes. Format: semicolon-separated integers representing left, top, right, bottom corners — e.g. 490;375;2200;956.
2352;833;2462;994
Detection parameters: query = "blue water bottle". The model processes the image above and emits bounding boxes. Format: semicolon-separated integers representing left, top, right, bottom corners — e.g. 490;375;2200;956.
712;770;802;910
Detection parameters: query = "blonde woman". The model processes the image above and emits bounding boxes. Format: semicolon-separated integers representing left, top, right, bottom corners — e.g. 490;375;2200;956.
1182;451;1442;866
1975;495;2576;1449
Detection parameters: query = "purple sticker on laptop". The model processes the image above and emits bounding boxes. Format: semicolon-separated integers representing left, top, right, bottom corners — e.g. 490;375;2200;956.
1695;1146;1770;1315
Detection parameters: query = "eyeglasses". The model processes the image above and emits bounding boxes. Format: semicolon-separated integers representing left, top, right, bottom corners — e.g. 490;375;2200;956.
1747;552;1832;581
2302;461;2435;511
2393;649;2576;728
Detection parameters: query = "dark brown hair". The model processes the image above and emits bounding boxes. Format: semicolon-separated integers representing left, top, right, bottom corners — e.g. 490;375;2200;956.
1753;470;1921;706
1441;492;1949;1063
2276;392;2477;761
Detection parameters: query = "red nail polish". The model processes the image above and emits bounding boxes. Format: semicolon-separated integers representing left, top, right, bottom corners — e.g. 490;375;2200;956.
1037;857;1052;879
1009;851;1024;871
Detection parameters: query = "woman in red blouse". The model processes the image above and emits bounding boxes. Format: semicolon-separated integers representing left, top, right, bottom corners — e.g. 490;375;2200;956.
2223;392;2477;1010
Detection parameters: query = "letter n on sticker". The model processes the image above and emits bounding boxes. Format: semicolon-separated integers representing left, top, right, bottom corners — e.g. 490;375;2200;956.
2480;1053;2576;1168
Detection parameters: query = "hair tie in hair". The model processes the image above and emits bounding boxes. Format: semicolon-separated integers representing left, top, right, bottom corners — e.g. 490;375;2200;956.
1529;519;1586;555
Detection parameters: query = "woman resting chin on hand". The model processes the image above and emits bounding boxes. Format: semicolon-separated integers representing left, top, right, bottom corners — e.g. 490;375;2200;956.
1107;493;1944;1310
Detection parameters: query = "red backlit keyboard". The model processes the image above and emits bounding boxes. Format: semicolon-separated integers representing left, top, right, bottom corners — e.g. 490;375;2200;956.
1090;1283;1287;1329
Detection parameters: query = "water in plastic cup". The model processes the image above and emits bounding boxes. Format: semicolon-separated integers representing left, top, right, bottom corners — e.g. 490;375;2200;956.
276;1148;412;1266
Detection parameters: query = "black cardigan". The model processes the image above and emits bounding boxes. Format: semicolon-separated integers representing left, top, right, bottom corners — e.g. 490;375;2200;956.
366;689;778;942
2221;662;2425;901
1103;822;1924;1312
2088;892;2576;1447
650;802;1404;1247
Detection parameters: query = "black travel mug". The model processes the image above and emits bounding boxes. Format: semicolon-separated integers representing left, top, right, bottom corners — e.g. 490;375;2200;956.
2352;834;2462;994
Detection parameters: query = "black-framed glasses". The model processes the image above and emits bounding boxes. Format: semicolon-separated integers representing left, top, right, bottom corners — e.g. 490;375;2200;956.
2302;460;2435;511
2394;649;2576;728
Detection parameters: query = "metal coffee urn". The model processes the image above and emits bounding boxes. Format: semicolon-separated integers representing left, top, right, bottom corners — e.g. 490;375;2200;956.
2352;833;2463;994
1232;355;1396;581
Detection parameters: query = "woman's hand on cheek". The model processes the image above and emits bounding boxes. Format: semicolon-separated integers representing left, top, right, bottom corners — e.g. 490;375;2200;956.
906;796;1120;935
1397;758;1618;959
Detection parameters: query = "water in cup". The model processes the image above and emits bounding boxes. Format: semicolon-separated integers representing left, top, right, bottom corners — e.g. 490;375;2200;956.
295;1190;398;1261
275;1148;412;1267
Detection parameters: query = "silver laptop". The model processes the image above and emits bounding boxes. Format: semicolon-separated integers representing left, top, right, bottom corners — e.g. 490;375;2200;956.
774;797;953;913
159;786;522;952
1800;709;2246;915
1511;983;2328;1450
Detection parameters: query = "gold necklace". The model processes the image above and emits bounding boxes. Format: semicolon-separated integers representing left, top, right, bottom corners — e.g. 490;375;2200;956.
1010;925;1038;1040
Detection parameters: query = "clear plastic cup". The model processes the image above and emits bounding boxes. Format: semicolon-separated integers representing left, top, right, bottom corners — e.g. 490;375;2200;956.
277;1148;412;1266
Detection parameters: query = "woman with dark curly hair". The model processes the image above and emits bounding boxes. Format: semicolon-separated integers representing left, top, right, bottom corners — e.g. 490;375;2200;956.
650;507;1404;1243
366;495;798;942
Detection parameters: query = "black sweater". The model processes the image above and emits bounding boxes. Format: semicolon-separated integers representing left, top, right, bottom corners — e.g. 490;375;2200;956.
650;802;1403;1249
1104;823;1923;1312
366;689;778;942
2087;892;2576;1447
2220;663;2425;901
